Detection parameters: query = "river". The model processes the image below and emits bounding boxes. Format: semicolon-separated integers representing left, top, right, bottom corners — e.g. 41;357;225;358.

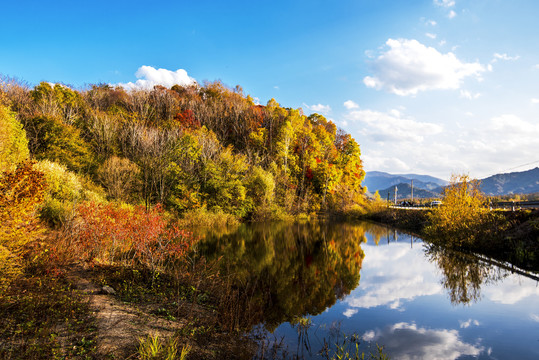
196;221;539;359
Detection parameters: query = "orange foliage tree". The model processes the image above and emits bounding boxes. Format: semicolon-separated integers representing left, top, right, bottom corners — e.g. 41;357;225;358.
70;202;195;275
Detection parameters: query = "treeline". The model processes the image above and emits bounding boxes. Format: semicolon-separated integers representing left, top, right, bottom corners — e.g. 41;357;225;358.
1;77;365;223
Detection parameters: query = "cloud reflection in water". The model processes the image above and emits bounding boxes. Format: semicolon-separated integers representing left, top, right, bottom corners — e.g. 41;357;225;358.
343;241;442;314
362;322;483;360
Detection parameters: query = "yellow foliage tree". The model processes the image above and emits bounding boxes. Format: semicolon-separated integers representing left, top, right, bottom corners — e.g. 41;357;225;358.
0;105;29;172
0;161;46;291
425;174;488;245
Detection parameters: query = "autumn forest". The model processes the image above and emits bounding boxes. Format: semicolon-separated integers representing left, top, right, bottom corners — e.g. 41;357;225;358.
0;77;371;358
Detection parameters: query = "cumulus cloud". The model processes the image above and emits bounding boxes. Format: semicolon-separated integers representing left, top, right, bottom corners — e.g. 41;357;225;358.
343;100;359;109
345;106;462;176
363;39;486;96
460;90;481;99
346;107;443;143
350;105;539;178
118;66;196;90
459;319;480;328
490;114;539;135
304;103;331;115
448;10;457;19
452;113;539;176
434;0;455;7
362;322;483;360
492;53;520;62
426;33;437;39
362;154;411;173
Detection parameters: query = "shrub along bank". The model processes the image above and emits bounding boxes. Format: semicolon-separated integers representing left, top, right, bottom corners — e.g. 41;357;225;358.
362;176;539;272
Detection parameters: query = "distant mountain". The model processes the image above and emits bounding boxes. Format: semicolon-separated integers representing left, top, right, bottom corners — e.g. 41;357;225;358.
395;173;448;187
377;182;441;200
364;168;539;199
363;171;448;193
479;167;539;195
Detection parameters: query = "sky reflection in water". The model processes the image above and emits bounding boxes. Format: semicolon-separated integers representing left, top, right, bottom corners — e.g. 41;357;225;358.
270;223;539;360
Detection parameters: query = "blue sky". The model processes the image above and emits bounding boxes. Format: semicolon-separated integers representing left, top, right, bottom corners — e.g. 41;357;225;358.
2;0;539;179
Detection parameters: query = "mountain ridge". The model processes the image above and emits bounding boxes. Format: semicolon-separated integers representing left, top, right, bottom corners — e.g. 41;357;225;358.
365;168;539;198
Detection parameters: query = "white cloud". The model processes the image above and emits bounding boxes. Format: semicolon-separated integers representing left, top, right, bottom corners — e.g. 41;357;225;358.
531;314;539;322
490;114;538;135
343;242;443;310
426;33;437;39
434;0;457;18
452;113;539;177
363;330;376;341
531;98;539;104
460;90;481;99
483;273;539;304
427;19;437;26
434;0;455;7
363;154;410;173
343;100;359;109
347;108;443;143
346;106;461;176
118;66;196;90
364;39;486;96
492;53;520;62
362;322;483;360
459;319;480;328
343;308;358;318
304;103;331;115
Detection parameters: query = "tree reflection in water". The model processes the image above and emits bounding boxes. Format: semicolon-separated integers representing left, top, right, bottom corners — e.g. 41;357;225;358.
424;243;505;305
195;222;365;331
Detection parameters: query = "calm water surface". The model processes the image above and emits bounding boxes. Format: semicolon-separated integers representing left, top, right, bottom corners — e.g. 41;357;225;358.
197;221;539;359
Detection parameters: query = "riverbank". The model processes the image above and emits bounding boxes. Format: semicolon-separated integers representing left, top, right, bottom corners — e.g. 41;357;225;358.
359;207;539;272
0;237;257;359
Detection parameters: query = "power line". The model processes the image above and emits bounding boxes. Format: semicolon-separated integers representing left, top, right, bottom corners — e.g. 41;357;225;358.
482;159;539;179
503;160;539;172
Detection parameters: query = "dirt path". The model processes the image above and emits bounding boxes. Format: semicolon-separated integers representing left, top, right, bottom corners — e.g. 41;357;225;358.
67;266;186;358
63;264;259;359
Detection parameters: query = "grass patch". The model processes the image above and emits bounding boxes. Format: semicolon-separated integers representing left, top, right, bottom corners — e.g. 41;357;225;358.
178;207;240;228
0;270;97;359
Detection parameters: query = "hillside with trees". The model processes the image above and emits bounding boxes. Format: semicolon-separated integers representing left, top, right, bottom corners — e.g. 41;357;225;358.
0;76;368;358
1;77;366;225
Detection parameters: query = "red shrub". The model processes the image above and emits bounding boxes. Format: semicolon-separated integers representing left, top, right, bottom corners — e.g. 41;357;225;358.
72;202;195;272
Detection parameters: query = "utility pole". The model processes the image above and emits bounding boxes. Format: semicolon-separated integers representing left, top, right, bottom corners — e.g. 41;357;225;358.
411;179;414;203
394;185;398;205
